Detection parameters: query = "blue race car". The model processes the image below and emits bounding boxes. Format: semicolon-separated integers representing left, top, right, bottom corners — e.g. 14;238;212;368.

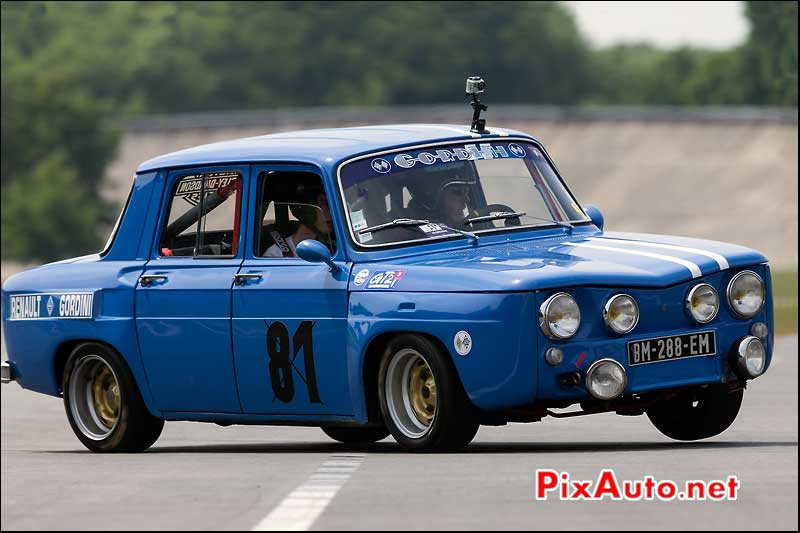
1;94;772;453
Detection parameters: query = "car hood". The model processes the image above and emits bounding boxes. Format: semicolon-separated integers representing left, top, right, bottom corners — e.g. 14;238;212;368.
349;231;768;292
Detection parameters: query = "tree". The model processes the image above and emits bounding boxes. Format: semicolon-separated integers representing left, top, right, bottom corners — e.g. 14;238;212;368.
741;1;798;105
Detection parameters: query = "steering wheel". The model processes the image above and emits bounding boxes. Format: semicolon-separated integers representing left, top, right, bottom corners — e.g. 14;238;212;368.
470;203;522;227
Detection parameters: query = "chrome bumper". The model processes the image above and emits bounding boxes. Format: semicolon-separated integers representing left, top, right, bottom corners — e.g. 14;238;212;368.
1;361;13;384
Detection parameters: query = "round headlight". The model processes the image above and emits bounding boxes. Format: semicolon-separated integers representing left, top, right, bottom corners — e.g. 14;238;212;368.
686;283;719;323
585;359;627;400
735;336;766;378
727;271;765;318
539;292;581;340
603;294;639;334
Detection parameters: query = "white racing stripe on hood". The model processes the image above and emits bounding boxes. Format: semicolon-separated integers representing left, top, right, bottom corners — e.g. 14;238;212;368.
588;237;729;270
564;241;703;278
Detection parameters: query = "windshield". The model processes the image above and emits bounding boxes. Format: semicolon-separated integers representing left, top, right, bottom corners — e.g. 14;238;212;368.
339;140;589;246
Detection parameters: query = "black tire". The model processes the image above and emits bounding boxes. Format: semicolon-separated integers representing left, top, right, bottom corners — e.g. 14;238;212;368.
63;343;164;453
378;334;479;452
321;426;390;444
646;384;743;441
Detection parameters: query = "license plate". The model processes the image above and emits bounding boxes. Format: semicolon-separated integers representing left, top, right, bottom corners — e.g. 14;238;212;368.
627;331;716;366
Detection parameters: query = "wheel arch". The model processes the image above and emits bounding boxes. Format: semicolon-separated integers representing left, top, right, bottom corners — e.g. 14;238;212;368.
53;338;161;418
360;330;473;424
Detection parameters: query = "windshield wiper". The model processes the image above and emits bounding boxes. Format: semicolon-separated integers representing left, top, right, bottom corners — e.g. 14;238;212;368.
358;218;479;243
464;211;526;225
465;211;573;233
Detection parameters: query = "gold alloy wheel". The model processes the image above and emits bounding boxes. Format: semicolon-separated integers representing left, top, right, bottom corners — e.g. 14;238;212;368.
68;355;122;440
385;349;438;439
408;359;437;425
91;366;120;429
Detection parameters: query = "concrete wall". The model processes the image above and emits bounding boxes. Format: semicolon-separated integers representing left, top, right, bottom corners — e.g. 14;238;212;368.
105;106;798;269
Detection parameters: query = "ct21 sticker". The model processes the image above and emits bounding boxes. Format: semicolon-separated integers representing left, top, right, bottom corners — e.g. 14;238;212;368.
8;293;94;320
366;270;406;289
353;269;370;286
454;331;473;356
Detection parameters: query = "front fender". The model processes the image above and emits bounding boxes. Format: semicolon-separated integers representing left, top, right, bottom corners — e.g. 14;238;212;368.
347;291;538;417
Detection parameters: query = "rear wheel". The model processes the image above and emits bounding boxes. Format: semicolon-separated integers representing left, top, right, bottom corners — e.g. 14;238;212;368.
378;334;479;452
646;384;743;441
63;343;164;453
321;426;389;444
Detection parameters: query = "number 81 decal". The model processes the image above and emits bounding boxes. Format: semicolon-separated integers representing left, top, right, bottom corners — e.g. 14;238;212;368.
265;320;322;404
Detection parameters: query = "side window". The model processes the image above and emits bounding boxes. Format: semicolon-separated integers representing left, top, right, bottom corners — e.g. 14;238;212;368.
159;171;242;257
255;171;336;258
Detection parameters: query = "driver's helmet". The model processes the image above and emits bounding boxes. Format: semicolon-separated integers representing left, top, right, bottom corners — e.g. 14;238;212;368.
288;180;324;227
406;172;477;214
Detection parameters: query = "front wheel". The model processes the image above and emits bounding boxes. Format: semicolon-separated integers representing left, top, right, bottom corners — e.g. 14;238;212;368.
63;343;164;452
646;384;743;441
378;334;479;452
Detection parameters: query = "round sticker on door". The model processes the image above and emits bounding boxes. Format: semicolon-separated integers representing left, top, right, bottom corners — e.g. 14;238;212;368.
454;331;473;356
354;269;370;286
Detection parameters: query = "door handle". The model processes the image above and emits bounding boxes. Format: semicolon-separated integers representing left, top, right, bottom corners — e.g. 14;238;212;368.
233;273;263;286
139;274;168;287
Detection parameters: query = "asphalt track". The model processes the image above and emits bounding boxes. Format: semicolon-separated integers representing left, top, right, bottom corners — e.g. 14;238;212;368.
1;336;797;531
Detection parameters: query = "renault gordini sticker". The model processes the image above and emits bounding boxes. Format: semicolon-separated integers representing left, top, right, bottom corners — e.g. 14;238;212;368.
8;293;94;320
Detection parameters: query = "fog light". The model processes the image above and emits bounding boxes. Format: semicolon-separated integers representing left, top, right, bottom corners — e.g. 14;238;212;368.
585;359;627;400
750;322;769;340
545;347;564;366
734;336;766;378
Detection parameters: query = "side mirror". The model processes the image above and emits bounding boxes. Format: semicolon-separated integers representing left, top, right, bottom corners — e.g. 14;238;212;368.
295;240;340;272
584;204;604;231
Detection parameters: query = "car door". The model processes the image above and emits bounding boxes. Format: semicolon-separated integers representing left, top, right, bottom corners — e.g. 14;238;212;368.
135;166;249;413
231;165;353;416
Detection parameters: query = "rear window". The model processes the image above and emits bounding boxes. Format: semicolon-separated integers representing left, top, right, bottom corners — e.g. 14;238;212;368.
158;171;242;257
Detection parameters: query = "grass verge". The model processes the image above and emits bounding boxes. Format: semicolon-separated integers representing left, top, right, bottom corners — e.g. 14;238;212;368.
772;270;797;335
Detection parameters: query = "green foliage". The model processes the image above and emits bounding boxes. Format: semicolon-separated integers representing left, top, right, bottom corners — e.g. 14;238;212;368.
742;1;798;105
772;270;798;335
1;151;105;262
0;1;797;262
589;1;797;106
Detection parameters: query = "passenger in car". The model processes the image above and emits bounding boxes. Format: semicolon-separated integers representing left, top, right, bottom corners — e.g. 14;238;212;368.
263;189;335;257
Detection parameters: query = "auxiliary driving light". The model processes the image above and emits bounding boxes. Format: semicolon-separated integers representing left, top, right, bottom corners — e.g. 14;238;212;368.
603;294;639;334
686;283;719;323
733;336;766;379
727;271;765;318
585;358;627;401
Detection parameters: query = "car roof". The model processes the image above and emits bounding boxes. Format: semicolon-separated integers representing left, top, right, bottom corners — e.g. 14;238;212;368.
136;124;536;173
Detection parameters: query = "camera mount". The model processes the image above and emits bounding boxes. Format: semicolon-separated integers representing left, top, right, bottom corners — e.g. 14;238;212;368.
465;76;487;133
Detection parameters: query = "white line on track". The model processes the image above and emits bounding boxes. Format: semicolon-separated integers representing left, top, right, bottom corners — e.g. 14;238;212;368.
251;453;365;531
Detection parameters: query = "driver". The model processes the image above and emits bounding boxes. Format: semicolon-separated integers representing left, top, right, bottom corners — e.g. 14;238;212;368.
407;174;476;229
263;189;335;257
